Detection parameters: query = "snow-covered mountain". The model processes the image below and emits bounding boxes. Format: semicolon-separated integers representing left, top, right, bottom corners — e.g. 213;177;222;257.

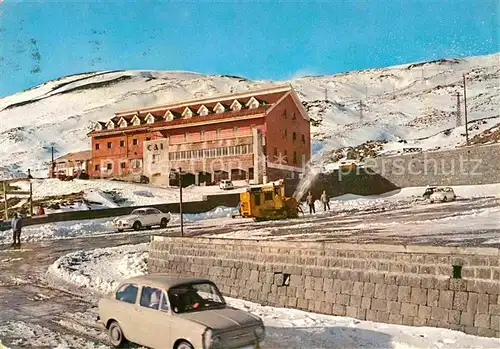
0;53;498;178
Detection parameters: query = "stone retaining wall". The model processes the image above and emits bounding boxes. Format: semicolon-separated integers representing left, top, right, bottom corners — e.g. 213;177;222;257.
149;237;500;338
367;143;500;187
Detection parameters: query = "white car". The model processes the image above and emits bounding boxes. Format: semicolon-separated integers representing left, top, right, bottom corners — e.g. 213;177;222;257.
429;187;456;203
113;208;171;232
219;179;234;190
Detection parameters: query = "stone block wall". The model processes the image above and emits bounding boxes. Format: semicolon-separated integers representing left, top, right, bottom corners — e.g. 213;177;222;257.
367;143;500;187
149;237;500;338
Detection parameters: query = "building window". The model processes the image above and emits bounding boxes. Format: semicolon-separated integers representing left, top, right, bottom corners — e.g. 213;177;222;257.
273;147;278;158
301;134;306;144
184;132;188;141
107;163;112;170
120;162;126;169
282;129;287;139
146;137;151;141
233;127;239;136
216;128;221;138
284;150;288;163
120;140;125;147
200;130;205;139
133;139;138;146
293;151;297;164
292;112;297;120
107;142;112;149
95;143;100;150
94;164;100;171
282;110;287;119
292;132;297;142
131;159;142;169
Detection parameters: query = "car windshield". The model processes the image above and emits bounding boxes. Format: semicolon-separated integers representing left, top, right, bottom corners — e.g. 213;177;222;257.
131;209;146;215
168;282;226;314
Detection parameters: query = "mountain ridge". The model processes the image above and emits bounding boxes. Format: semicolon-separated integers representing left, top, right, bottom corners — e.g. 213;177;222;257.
0;53;498;179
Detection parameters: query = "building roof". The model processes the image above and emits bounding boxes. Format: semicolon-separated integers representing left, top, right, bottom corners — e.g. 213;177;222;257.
116;83;291;116
54;150;92;163
88;84;308;137
123;274;213;289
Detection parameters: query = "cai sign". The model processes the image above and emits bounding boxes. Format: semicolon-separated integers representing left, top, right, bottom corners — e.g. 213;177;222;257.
147;142;165;151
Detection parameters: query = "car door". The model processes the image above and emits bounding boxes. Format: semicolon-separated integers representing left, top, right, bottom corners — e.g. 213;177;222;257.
135;285;171;348
111;283;143;344
145;208;160;226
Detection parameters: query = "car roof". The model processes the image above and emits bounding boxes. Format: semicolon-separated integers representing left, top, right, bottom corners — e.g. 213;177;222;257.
122;274;213;289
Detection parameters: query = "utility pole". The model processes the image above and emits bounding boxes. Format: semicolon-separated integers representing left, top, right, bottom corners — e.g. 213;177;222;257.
455;92;462;127
359;100;364;120
179;167;183;237
51;146;55;178
3;181;7;220
29;181;33;217
463;74;469;146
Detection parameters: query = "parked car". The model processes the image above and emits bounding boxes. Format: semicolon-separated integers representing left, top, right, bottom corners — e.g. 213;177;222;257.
219;179;234;190
429;187;456;203
422;186;438;199
112;208;170;232
98;275;266;349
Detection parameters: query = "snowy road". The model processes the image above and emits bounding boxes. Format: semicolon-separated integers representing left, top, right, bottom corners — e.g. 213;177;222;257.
0;233;149;348
198;197;500;247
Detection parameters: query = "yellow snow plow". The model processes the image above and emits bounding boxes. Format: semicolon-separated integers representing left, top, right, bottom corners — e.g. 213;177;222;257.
236;180;303;221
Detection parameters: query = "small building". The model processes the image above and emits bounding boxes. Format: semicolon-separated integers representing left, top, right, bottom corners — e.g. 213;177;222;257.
87;84;311;185
49;150;92;177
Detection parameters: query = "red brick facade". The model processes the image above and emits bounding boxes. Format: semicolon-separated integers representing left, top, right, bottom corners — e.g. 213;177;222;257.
88;84;310;185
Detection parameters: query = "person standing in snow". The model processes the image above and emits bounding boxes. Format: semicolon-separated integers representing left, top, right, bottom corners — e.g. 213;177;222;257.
11;212;24;247
320;190;330;211
37;205;45;216
306;191;315;214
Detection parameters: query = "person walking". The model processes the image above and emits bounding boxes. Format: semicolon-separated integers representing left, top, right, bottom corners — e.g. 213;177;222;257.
11;212;24;247
320;190;330;211
306;191;315;214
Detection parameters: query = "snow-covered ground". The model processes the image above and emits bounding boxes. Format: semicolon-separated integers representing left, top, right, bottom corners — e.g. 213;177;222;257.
0;205;237;245
1;183;498;245
41;243;500;349
15;178;247;206
1;54;498;179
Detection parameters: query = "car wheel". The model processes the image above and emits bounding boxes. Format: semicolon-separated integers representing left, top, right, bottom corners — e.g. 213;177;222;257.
108;321;125;347
117;229;124;233
176;341;194;349
132;221;142;231
160;218;168;228
442;197;447;202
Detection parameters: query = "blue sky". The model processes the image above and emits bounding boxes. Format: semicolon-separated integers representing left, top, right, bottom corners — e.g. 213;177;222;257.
0;0;498;97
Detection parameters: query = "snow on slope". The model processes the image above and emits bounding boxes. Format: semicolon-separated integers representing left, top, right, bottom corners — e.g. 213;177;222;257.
0;54;498;178
46;244;500;349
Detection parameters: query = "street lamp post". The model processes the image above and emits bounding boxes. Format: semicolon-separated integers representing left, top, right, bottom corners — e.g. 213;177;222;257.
179;167;183;237
463;74;469;146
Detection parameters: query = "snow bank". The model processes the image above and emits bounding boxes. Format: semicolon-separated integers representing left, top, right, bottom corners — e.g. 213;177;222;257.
47;244;500;349
47;244;148;294
0;218;114;245
17;178;246;207
83;189;119;208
